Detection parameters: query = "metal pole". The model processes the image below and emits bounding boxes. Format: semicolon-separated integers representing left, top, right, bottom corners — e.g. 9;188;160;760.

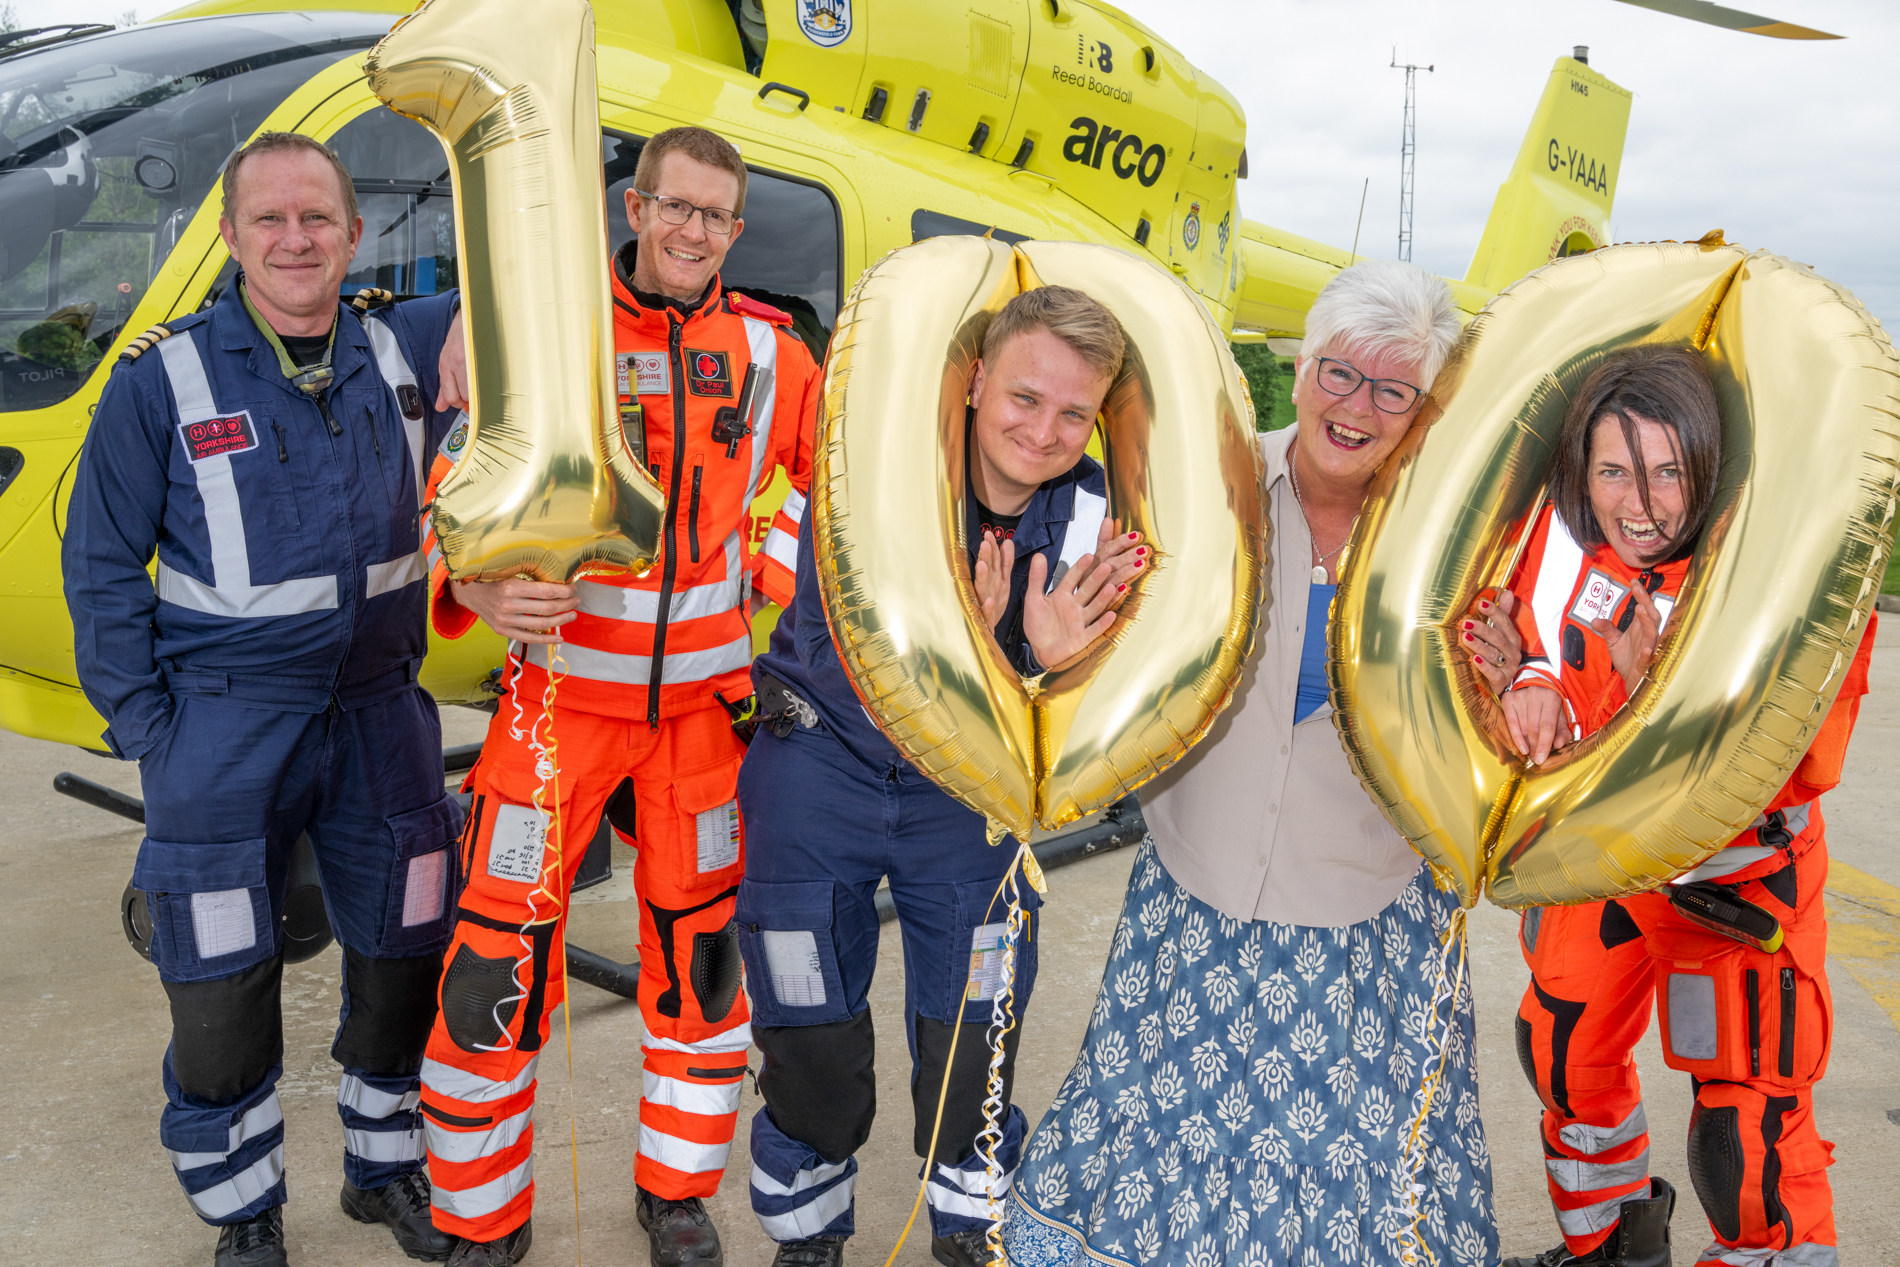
1390;51;1433;263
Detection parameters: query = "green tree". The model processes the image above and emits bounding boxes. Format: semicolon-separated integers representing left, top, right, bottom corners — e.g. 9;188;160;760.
1230;342;1294;432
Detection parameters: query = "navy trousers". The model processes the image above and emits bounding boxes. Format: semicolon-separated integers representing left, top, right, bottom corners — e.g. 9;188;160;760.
133;685;459;1224
735;721;1039;1241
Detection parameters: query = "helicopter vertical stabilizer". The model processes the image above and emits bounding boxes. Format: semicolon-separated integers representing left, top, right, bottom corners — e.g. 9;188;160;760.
1462;55;1631;293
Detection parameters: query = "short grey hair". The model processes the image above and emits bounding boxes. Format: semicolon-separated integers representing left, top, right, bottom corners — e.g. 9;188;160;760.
1301;259;1459;389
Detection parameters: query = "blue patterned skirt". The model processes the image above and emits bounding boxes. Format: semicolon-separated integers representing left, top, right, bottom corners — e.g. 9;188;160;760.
1004;838;1498;1267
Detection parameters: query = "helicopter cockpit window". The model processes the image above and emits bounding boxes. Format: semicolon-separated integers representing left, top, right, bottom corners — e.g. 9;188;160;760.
0;12;392;413
602;131;841;365
327;108;458;299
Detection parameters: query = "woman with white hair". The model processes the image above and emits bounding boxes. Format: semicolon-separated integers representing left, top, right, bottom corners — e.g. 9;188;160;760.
1003;261;1499;1267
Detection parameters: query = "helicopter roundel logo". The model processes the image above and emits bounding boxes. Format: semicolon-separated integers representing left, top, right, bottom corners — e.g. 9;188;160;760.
1182;201;1202;252
797;0;851;48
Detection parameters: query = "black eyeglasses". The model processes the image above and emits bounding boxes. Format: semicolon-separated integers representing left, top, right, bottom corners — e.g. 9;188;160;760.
1314;357;1423;414
635;189;737;236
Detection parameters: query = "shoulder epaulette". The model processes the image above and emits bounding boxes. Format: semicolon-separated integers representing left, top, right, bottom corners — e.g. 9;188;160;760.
115;324;175;366
350;286;396;313
727;291;793;326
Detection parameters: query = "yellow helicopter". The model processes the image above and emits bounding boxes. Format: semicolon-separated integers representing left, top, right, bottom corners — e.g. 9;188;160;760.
0;0;1637;751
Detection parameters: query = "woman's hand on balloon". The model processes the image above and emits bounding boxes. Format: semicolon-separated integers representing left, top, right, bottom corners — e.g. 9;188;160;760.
436;310;471;412
1500;684;1570;766
1462;589;1524;695
1024;523;1146;670
1591;583;1663;693
973;529;1014;629
452;577;579;643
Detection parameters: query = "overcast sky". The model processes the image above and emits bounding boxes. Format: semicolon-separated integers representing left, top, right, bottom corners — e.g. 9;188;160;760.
24;0;1898;333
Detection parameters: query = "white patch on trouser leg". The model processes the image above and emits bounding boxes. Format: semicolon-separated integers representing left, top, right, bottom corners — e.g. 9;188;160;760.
762;930;826;1006
1667;973;1719;1060
191;889;256;957
966;923;1007;1002
486;805;547;883
402;851;447;926
696;799;740;872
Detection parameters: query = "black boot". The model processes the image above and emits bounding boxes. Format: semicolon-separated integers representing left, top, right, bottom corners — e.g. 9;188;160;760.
635;1187;724;1266
932;1227;1000;1267
1502;1177;1676;1267
771;1236;846;1267
215;1206;288;1267
342;1171;457;1261
446;1219;532;1266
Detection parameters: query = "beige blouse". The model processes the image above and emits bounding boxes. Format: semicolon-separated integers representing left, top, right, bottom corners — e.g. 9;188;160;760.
1141;427;1422;926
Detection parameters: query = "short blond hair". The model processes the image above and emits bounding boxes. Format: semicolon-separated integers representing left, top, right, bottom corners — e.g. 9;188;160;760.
221;131;358;226
633;126;749;216
981;285;1126;380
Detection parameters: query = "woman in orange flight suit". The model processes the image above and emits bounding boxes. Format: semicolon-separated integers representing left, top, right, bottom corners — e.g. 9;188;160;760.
1471;346;1872;1267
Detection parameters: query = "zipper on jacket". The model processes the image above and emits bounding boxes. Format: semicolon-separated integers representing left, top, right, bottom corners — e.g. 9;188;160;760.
688;460;704;563
271;421;288;463
1745;968;1761;1076
316;394;343;437
1778;967;1796;1077
648;317;688;729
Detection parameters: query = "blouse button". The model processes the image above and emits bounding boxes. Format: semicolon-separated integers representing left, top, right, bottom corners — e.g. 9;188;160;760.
1280;744;1289;755
1269;803;1278;813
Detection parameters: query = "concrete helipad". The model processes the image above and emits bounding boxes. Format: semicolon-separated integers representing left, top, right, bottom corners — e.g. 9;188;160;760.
4;620;1900;1265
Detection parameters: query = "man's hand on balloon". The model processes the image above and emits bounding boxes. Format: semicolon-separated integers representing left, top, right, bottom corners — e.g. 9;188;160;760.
1462;588;1524;695
1592;583;1663;694
436;309;471;412
1023;521;1146;671
1500;684;1570;767
453;577;579;644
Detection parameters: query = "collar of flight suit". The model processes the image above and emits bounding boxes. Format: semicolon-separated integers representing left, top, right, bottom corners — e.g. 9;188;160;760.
214;275;372;402
609;239;724;334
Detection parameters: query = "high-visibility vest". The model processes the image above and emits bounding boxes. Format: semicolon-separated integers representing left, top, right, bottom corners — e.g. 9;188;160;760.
424;270;819;721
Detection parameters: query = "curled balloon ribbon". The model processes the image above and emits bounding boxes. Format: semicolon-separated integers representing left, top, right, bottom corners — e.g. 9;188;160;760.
1331;238;1900;909
366;0;665;584
814;235;1265;844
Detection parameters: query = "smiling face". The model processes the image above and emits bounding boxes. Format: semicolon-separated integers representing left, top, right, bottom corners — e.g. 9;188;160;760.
218;147;361;337
1289;341;1424;495
1587;410;1688;568
626;151;745;302
967;326;1113;516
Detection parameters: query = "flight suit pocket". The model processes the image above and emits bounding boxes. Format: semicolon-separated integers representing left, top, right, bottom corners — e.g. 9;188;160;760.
671;760;745;893
1653;932;1753;1082
735;879;850;1026
131;835;272;982
378;794;463;953
948;877;1043;1022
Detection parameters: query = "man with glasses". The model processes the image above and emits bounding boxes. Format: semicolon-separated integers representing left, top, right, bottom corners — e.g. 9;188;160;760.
419;125;821;1267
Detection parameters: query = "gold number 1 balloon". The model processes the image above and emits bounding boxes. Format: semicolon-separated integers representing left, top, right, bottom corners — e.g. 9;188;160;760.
815;236;1265;842
365;0;665;583
1331;239;1900;908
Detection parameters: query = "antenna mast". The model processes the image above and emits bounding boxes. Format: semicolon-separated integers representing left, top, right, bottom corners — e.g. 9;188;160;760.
1390;49;1433;262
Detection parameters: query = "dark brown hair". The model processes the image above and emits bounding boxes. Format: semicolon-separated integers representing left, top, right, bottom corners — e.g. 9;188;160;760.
633;126;749;216
1549;344;1722;566
221;131;358;226
981;285;1127;380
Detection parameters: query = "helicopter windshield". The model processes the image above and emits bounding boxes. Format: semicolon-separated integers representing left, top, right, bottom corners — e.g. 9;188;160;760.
0;12;392;413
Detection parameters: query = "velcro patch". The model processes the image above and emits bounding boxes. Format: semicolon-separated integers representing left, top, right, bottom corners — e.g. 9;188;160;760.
628;350;669;397
685;348;732;397
179;413;259;462
1570;568;1629;627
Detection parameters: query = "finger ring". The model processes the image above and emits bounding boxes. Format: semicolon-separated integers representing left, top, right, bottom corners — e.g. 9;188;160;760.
1495;654;1505;666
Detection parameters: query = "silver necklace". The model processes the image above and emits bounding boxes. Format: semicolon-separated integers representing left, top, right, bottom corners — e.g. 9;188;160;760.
1287;457;1347;585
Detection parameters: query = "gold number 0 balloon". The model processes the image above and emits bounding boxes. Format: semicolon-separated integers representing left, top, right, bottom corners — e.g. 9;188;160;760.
367;0;666;583
1332;240;1900;909
815;236;1265;842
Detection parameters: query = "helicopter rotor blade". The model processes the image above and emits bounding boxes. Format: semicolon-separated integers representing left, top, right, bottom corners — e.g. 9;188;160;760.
1608;0;1843;39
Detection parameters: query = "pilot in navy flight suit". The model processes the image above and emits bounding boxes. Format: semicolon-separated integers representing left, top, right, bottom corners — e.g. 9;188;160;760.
734;286;1146;1267
63;133;462;1267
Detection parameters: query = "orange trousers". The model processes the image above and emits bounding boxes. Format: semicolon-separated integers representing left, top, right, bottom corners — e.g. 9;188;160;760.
1515;843;1835;1265
420;671;751;1241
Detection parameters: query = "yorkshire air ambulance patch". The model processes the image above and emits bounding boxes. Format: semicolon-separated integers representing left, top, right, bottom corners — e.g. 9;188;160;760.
180;413;258;463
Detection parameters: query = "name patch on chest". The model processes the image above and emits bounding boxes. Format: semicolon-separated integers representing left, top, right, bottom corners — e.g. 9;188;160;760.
1570;568;1630;626
685;348;732;397
625;350;669;397
179;413;259;463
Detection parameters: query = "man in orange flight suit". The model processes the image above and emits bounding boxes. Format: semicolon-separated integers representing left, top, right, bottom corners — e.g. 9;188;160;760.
416;126;818;1267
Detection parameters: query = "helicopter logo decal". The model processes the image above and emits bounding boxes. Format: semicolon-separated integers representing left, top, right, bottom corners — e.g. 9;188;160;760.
797;0;851;48
1182;201;1201;251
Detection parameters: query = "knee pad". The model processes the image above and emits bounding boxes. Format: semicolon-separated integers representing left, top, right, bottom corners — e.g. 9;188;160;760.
912;1013;1025;1165
439;941;523;1054
334;946;444;1075
1686;1101;1745;1242
756;1010;876;1164
690;923;743;1024
164;956;284;1102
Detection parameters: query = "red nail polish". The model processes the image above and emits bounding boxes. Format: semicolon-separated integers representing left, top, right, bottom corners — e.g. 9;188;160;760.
1136;547;1148;557
1472;655;1482;665
1479;600;1492;610
1134;560;1143;569
1117;584;1128;593
1127;532;1139;540
1462;632;1473;643
1461;621;1473;630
